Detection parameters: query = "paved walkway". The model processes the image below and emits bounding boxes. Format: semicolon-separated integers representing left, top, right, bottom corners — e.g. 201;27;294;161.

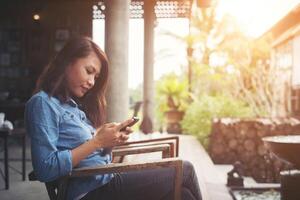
0;133;233;200
177;134;232;200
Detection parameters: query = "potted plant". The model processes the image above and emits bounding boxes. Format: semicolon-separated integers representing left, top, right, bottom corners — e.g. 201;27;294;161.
156;73;189;133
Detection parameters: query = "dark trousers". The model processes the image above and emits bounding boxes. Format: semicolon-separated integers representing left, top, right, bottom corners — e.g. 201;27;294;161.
81;161;202;200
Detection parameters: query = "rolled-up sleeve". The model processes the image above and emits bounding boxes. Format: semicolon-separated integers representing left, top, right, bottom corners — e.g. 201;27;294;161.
25;96;72;182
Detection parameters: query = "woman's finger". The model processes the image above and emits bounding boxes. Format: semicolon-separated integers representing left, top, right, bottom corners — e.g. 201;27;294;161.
122;127;133;134
120;134;129;141
116;118;134;131
106;122;119;128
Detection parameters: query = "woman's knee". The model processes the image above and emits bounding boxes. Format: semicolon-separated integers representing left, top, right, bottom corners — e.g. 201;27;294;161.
183;160;195;175
182;187;196;200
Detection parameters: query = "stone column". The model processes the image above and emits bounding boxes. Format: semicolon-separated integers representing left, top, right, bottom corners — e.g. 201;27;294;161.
104;0;130;122
140;0;155;133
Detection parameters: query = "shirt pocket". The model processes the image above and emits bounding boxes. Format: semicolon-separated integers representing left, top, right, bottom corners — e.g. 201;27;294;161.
62;111;75;122
59;110;91;146
79;111;87;122
60;111;78;132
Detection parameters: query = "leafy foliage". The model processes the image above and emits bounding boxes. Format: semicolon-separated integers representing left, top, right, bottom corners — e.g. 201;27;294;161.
155;73;189;130
181;94;256;148
156;73;189;112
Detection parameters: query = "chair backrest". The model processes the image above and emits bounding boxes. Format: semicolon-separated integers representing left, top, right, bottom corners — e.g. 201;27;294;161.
28;171;60;200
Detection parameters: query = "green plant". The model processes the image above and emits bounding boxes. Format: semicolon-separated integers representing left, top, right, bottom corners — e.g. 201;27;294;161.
181;94;255;148
155;73;190;131
156;73;189;112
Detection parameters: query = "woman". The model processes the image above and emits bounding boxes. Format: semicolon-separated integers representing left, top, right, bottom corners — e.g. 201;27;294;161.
25;36;202;200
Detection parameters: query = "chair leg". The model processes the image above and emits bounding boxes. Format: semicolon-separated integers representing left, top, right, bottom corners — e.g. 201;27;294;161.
22;135;26;181
45;182;59;200
4;135;9;189
169;143;175;157
162;147;170;159
175;137;179;157
174;160;183;200
56;177;69;200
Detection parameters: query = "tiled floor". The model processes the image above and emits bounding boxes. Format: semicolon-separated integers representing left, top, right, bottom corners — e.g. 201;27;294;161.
0;138;48;200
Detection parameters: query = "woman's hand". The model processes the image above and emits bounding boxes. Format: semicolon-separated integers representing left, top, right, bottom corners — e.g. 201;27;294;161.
93;118;134;148
71;119;134;167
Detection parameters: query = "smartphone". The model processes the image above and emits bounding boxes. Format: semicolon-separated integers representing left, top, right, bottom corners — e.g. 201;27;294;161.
120;117;139;131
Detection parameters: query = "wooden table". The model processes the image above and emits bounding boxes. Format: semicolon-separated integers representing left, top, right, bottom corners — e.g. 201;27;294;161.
0;128;26;189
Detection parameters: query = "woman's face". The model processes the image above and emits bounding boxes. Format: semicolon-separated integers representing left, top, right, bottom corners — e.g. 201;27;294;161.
65;52;101;98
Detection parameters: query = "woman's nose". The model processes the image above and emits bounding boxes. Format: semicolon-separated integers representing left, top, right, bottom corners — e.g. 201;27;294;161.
87;77;95;87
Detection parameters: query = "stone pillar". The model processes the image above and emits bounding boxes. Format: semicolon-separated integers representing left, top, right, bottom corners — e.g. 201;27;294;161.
104;0;130;122
140;0;155;133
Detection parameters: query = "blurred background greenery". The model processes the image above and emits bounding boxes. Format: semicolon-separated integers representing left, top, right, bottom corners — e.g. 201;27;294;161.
129;0;288;148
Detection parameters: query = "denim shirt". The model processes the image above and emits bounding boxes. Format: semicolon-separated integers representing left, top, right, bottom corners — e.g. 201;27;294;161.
25;91;113;200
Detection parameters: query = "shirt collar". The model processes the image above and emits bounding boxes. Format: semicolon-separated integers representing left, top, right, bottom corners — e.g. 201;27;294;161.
66;98;79;107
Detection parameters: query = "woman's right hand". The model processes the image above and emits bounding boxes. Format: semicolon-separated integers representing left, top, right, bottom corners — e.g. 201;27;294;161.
92;118;134;148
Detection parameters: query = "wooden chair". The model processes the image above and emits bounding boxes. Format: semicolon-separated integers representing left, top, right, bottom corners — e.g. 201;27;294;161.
29;136;182;200
113;135;179;162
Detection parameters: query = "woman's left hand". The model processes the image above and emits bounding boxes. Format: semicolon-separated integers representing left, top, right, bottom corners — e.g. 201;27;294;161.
119;126;133;143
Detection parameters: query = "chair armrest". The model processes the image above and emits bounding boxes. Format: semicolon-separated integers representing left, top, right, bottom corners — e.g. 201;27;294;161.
71;157;181;176
112;144;171;158
119;136;179;157
71;158;182;200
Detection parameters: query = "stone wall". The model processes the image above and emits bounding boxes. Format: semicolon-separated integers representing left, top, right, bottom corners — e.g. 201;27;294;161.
208;117;300;182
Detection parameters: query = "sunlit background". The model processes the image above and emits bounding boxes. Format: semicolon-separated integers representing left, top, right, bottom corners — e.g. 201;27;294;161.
93;0;300;89
217;0;300;37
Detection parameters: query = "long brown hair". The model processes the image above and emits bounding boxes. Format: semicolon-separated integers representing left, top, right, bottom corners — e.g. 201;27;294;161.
34;36;109;127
